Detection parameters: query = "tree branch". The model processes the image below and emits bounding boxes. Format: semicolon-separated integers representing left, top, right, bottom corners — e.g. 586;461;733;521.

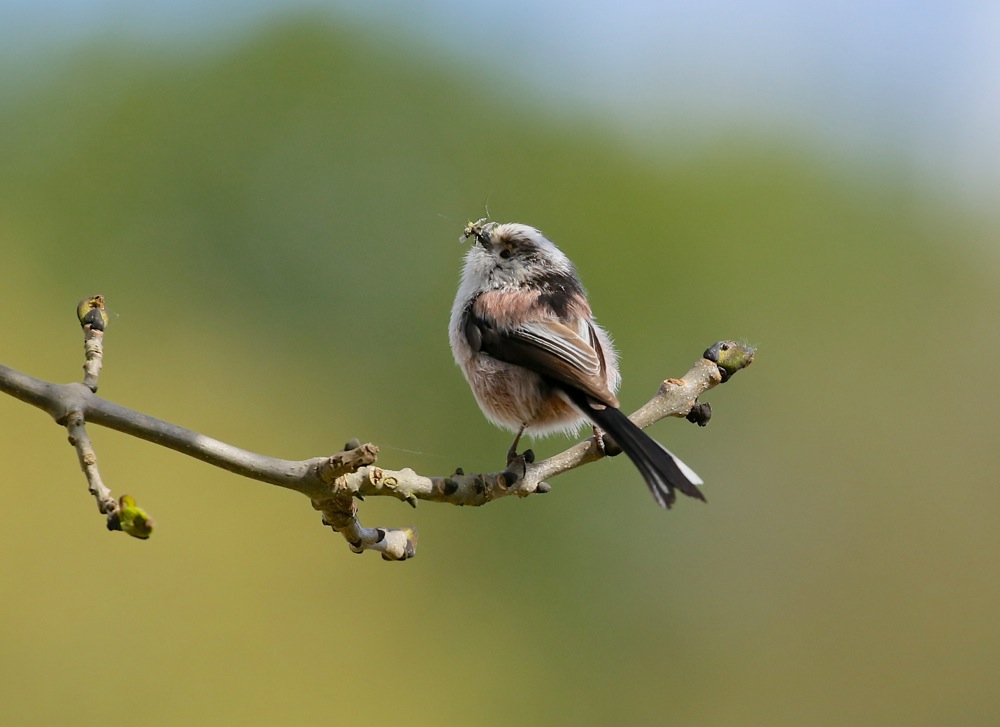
0;297;754;560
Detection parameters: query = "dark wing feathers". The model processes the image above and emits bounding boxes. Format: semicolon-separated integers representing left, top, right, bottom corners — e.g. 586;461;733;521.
467;313;618;407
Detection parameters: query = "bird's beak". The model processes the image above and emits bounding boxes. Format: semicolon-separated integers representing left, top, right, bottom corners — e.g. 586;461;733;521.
462;219;495;249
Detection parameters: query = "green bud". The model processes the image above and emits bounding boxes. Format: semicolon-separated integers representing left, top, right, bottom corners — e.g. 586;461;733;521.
77;295;110;331
116;494;154;540
703;341;755;382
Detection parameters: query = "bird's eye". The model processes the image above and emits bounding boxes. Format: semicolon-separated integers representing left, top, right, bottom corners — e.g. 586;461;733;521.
499;248;512;259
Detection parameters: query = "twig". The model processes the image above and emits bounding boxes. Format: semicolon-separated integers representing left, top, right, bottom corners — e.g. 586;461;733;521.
65;410;116;518
77;295;108;392
329;354;747;507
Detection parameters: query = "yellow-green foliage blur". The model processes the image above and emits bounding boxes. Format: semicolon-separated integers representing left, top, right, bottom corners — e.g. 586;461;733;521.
1;19;998;727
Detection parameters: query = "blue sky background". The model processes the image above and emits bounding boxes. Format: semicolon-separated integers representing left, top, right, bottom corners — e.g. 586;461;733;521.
3;0;999;208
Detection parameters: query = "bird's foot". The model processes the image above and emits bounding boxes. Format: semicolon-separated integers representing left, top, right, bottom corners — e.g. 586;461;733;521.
592;426;622;457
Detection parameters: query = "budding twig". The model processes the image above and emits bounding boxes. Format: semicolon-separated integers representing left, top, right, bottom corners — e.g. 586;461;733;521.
77;295;109;392
65;410;116;518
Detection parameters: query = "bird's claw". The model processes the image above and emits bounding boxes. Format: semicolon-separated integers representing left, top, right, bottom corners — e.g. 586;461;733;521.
593;426;622;457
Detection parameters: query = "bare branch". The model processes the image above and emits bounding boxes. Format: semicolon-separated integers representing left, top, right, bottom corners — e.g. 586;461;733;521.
312;491;417;561
0;297;754;560
65;410;116;517
77;295;109;392
329;356;740;508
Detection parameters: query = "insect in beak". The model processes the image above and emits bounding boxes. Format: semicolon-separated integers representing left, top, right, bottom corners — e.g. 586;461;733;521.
462;218;495;249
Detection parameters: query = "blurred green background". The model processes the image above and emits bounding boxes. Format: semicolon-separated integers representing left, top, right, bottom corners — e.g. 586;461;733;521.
2;5;999;726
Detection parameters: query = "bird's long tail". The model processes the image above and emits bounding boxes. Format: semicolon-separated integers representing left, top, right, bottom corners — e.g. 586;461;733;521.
567;390;705;509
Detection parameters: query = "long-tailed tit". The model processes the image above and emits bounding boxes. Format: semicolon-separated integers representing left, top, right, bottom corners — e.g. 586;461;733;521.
449;220;705;509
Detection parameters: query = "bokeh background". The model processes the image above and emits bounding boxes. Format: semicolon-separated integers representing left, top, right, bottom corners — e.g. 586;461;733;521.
2;2;999;725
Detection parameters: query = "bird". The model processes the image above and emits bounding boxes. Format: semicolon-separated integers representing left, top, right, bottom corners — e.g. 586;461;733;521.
448;219;705;509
